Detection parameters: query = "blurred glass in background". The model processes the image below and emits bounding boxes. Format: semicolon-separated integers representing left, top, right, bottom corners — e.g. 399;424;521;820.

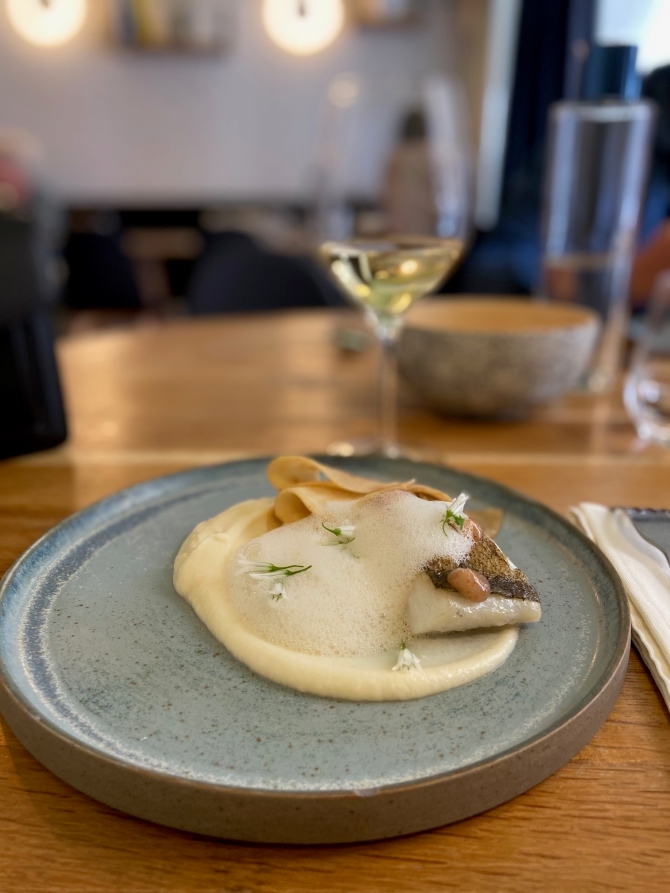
541;93;656;392
0;0;670;457
625;271;670;444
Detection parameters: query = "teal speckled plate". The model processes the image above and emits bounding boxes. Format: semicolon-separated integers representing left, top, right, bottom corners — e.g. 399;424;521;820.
0;457;629;843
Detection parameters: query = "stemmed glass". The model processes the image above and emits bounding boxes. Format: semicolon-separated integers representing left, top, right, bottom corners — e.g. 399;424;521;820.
625;272;670;445
313;72;473;457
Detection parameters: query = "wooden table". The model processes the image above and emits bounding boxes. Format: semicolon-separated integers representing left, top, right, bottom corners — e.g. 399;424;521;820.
2;309;670;892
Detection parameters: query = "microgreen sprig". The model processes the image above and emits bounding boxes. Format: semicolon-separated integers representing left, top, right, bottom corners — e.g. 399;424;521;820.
237;556;312;578
237;554;311;603
321;521;356;546
250;563;312;579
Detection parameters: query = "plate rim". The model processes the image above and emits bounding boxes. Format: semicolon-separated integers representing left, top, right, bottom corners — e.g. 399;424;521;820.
0;455;631;840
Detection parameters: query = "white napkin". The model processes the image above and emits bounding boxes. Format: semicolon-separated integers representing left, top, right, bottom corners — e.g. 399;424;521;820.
569;503;670;712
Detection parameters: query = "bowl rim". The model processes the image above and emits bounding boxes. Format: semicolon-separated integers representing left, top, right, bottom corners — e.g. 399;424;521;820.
405;297;600;335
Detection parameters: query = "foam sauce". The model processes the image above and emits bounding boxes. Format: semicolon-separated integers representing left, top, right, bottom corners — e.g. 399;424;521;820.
174;492;519;701
228;490;473;657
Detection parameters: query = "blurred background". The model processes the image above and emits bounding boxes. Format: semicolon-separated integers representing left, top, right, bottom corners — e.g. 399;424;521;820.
2;0;670;457
0;0;667;329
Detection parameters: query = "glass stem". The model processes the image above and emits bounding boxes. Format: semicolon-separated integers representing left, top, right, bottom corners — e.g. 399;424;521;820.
375;318;402;459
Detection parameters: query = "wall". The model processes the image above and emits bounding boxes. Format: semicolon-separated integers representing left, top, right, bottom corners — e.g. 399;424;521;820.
596;0;670;74
0;0;456;205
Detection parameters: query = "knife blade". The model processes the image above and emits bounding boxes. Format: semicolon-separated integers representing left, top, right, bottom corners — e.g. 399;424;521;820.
619;508;670;565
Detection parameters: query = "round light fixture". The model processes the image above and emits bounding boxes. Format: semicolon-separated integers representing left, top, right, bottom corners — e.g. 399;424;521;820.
6;0;87;48
262;0;345;56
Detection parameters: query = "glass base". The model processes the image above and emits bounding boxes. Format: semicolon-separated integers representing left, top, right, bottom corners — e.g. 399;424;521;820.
632;419;670;447
575;367;617;394
326;439;402;459
624;370;670;447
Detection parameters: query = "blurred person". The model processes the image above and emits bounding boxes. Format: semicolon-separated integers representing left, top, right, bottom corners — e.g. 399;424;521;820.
187;230;343;315
382;109;436;236
0;129;64;312
63;210;142;314
0;145;32;212
0;130;67;458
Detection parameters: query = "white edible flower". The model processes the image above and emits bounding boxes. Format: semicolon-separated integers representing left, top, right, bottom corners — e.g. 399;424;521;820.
236;555;278;576
448;493;468;517
442;492;469;533
248;569;290;581
392;645;423;672
236;552;311;603
321;520;356;545
268;579;287;602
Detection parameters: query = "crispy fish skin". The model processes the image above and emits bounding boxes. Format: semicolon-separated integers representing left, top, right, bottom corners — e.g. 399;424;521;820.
423;556;458;589
485;574;539;601
425;535;540;603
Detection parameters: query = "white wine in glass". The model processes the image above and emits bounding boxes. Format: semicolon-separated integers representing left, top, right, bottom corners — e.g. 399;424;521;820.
315;73;472;457
320;237;464;318
321;237;464;457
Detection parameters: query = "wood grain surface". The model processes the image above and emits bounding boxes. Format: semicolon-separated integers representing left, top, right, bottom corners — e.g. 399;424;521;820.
1;309;669;892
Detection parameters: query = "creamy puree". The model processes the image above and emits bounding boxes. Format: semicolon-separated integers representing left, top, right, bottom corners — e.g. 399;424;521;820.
174;490;519;701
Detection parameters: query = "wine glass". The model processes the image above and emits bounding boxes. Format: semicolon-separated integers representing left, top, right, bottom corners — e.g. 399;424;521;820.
313;72;473;457
624;272;670;445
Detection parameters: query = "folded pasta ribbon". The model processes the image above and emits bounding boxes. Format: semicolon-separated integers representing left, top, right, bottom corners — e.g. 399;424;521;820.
267;456;503;537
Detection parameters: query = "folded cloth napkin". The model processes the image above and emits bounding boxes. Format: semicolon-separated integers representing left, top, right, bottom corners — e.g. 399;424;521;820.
570;503;670;712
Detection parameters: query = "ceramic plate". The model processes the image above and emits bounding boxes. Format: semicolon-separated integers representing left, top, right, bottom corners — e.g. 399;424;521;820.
0;457;629;843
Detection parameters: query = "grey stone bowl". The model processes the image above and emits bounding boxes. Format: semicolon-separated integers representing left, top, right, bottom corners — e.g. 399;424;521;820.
399;298;600;418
